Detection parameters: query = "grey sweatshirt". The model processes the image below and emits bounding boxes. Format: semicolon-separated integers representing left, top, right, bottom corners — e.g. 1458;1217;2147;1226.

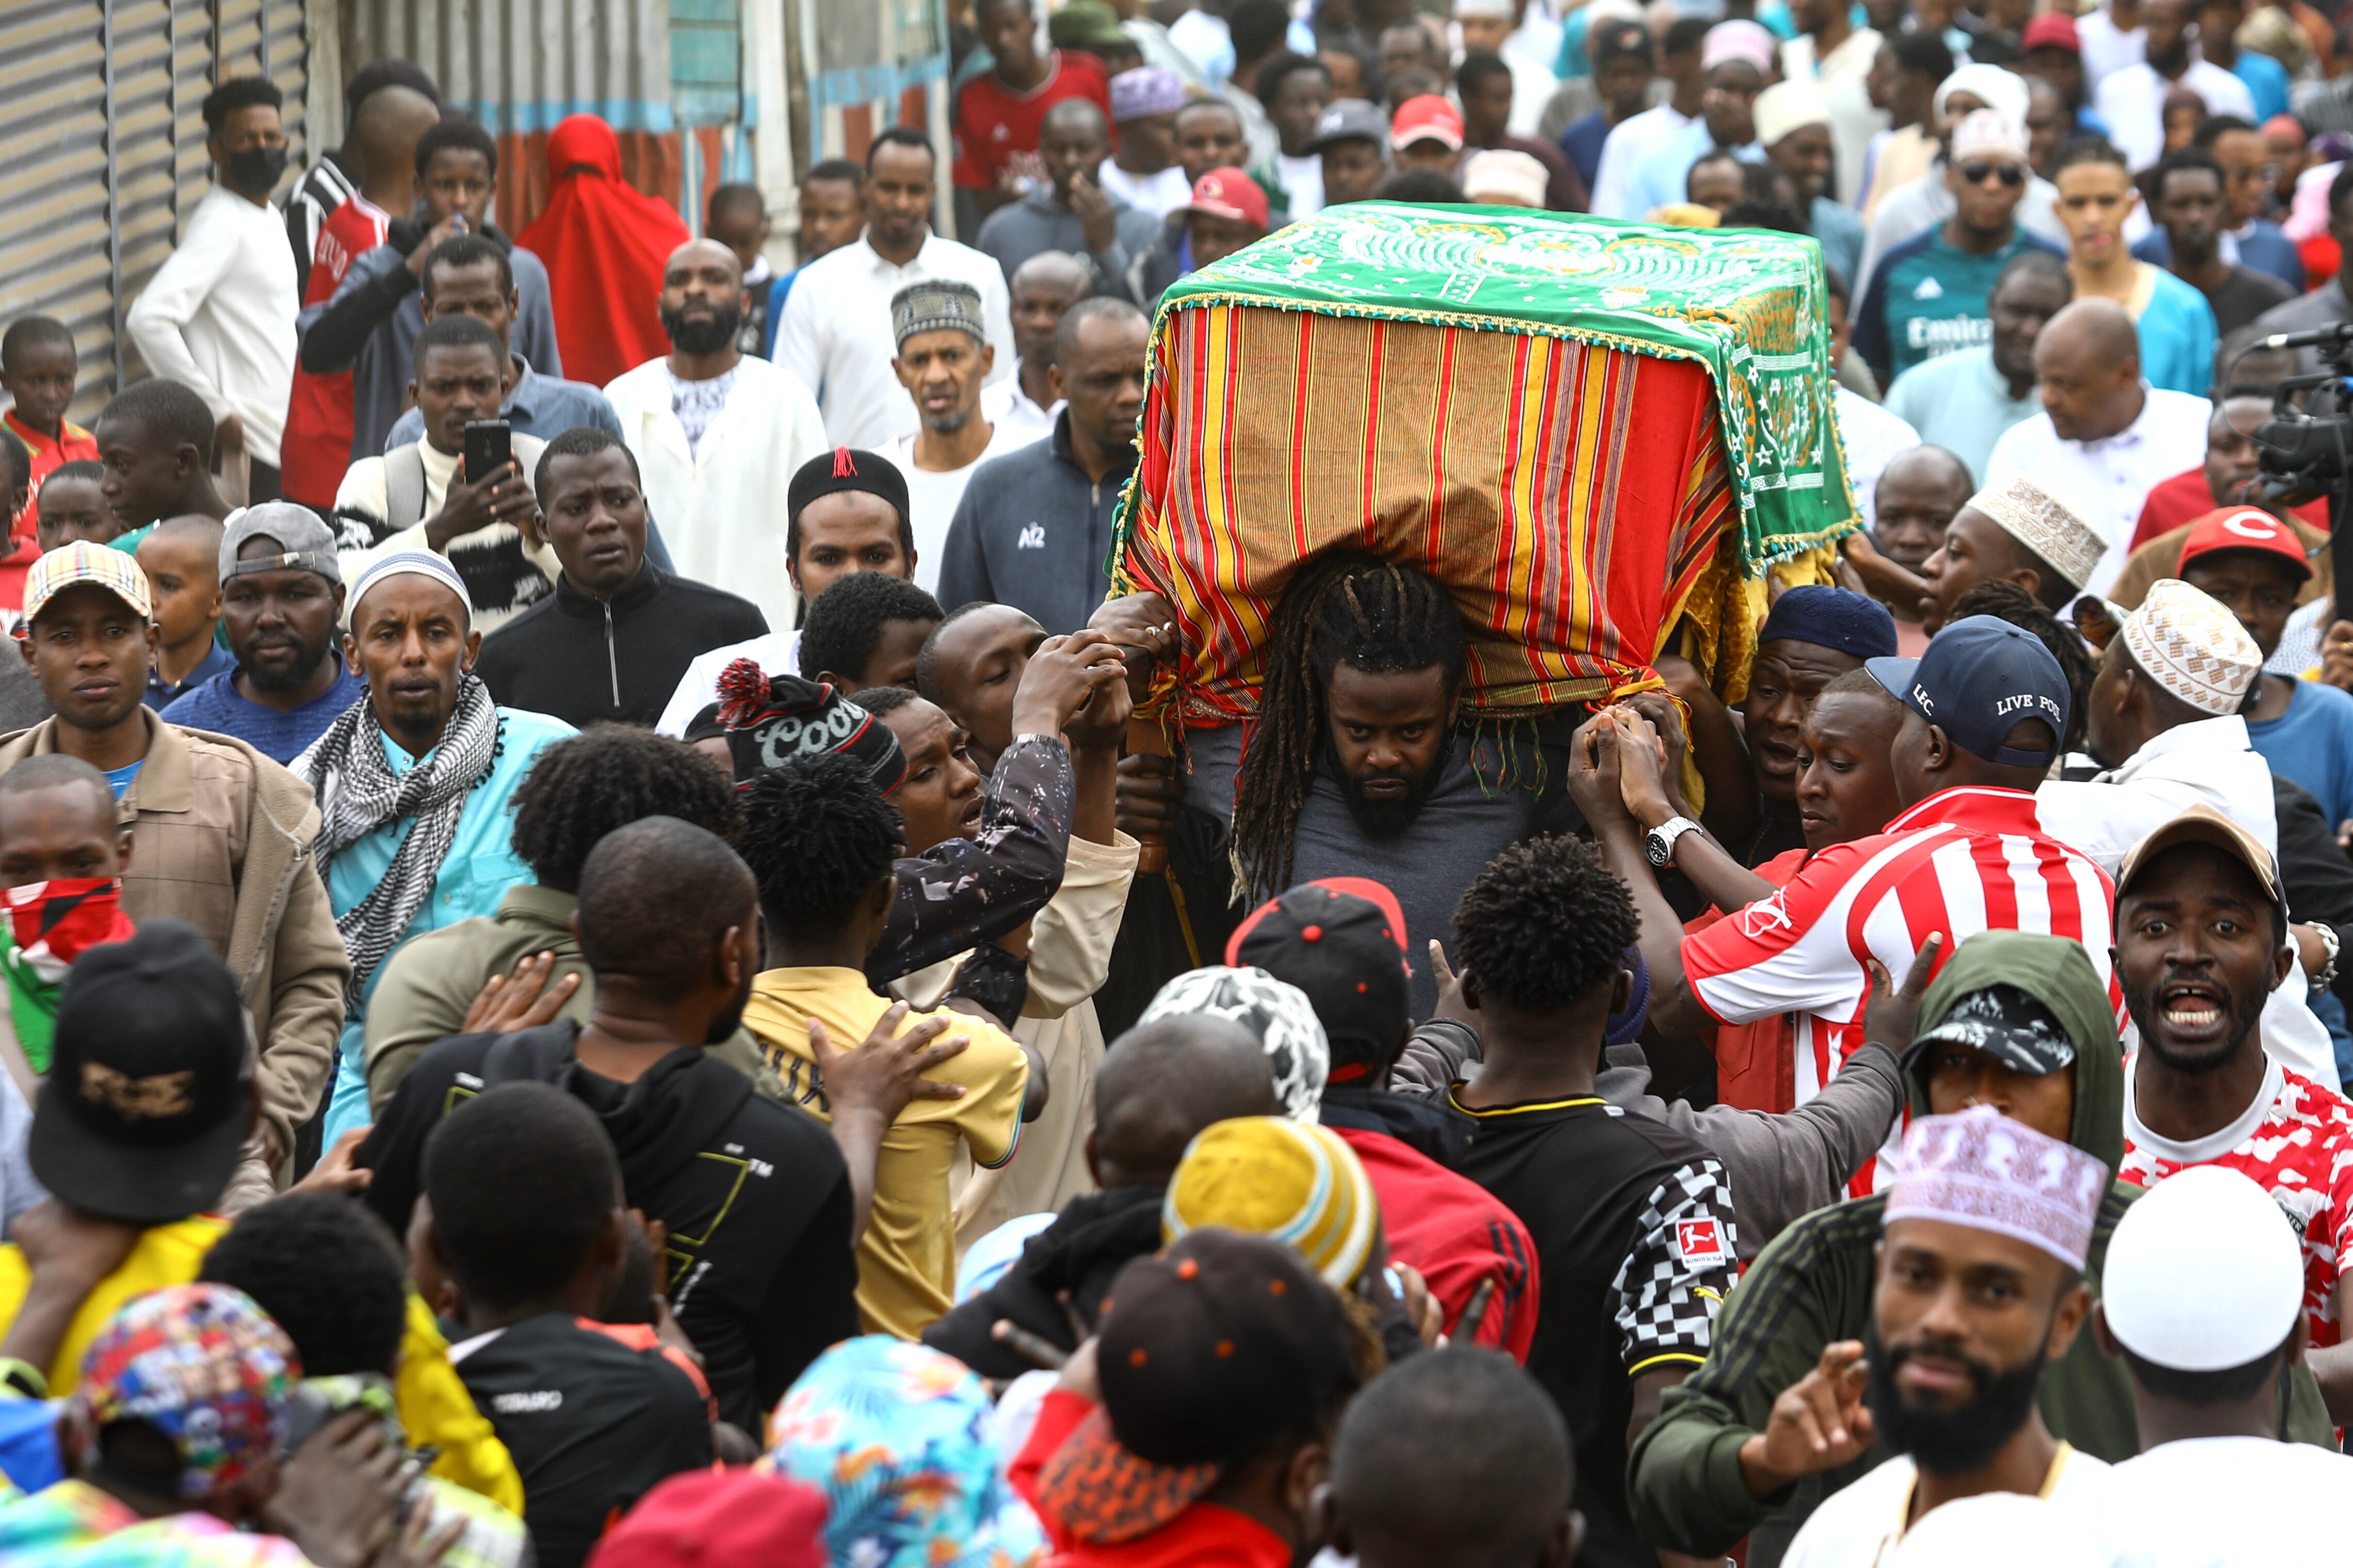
1394;1022;1907;1259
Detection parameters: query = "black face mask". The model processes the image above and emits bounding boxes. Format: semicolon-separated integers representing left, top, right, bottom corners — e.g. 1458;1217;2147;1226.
226;145;289;199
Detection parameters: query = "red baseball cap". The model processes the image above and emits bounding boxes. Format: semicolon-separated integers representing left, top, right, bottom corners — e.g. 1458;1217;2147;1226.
2177;506;2314;581
1391;94;1465;152
1178;166;1270;229
2021;12;2079;52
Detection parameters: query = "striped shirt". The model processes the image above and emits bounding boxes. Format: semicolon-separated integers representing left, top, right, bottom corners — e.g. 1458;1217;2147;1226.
1682;787;2122;1185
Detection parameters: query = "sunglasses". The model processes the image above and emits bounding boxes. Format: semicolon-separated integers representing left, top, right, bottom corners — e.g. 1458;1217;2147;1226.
1958;160;2026;188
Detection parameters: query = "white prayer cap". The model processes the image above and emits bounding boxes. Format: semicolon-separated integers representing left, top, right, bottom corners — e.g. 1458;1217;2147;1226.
349;549;471;625
1463;149;1549;207
1887;1493;2106;1567
1965;469;2103;593
1934;62;2031;130
1453;0;1515;16
2120;578;2263;716
2102;1165;2305;1373
1948;108;2029;165
1753;80;1831;149
1884;1106;2109;1271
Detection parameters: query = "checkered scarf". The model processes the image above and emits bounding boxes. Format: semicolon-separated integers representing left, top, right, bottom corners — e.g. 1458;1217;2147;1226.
297;673;502;1008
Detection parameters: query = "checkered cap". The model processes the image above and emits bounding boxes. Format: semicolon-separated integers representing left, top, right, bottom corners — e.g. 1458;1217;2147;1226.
2121;578;2262;715
1885;1106;2110;1270
1967;469;2103;592
23;540;152;624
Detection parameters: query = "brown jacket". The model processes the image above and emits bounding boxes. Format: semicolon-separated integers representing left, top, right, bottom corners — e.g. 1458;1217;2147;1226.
2111;512;2333;611
0;712;351;1153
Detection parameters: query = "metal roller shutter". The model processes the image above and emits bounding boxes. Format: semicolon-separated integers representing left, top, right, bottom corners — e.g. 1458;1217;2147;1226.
0;2;113;422
0;0;307;423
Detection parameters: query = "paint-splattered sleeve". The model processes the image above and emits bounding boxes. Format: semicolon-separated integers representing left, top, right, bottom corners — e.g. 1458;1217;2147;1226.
863;735;1075;993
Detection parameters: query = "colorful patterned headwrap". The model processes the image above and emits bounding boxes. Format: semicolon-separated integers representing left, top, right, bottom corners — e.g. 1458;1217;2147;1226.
72;1284;299;1502
764;1336;1047;1568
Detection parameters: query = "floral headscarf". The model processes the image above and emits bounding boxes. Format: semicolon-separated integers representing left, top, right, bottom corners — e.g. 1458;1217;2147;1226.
764;1337;1047;1568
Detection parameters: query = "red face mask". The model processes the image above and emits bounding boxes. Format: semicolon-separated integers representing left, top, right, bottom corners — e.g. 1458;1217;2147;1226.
5;878;136;983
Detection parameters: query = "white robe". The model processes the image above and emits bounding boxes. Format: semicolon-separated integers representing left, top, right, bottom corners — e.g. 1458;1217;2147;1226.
603;355;828;632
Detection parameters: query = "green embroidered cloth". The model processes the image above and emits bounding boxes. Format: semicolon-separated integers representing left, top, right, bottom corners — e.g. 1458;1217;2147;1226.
1151;201;1861;573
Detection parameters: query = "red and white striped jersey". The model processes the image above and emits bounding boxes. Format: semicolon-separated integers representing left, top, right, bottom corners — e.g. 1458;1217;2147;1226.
1682;787;2122;1187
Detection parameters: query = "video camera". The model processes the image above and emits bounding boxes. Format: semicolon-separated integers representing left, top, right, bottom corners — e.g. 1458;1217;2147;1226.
2248;320;2353;596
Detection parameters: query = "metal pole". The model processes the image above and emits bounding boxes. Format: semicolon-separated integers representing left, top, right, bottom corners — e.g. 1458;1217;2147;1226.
105;0;122;391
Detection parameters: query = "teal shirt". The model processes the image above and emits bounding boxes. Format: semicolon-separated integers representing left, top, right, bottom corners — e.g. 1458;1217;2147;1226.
2133;265;2219;398
321;705;576;1141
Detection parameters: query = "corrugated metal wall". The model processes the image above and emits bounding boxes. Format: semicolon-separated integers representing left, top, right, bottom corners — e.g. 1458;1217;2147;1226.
788;0;947;172
0;0;308;423
344;0;683;234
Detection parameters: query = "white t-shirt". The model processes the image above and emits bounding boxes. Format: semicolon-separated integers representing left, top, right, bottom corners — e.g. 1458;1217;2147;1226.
1274;152;1323;219
1098;161;1192;220
1781;1445;2111;1567
2101;1436;2353;1567
882;420;1047;593
655;630;800;737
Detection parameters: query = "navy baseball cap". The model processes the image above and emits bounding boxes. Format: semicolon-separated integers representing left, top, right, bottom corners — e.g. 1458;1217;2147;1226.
1864;615;2070;768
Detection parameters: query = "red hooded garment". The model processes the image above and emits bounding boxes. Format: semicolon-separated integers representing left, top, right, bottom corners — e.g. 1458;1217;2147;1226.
517;114;691;389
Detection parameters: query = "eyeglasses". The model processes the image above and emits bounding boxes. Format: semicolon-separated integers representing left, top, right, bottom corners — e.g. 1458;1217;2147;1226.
1958;160;2026;187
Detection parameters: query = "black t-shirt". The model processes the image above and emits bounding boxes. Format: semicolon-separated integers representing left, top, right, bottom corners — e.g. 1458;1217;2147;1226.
450;1311;715;1568
357;1021;860;1430
2200;264;2297;335
1450;1093;1738;1568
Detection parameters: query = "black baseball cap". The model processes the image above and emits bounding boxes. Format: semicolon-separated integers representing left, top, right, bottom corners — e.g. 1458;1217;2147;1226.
1864;614;2070;768
1227;878;1412;1072
30;920;252;1223
1031;1230;1350;1543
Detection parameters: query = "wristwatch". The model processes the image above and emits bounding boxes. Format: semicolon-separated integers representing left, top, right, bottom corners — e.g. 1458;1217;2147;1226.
1644;815;1702;869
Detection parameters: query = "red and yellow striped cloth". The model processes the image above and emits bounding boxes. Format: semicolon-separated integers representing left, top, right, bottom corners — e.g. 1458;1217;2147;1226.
1114;303;1737;722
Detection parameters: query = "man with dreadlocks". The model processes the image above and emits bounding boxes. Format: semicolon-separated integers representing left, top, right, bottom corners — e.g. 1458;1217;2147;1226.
297;550;575;1145
1179;551;1580;1017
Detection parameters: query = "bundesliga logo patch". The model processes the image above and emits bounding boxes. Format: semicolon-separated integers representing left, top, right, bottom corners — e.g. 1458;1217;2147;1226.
1675;1217;1728;1266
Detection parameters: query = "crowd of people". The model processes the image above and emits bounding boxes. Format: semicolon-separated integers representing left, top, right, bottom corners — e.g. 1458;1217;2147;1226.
6;0;2353;1565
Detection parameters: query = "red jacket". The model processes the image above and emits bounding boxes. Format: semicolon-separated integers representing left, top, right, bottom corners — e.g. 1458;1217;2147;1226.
1325;1124;1541;1363
1013;1390;1291;1568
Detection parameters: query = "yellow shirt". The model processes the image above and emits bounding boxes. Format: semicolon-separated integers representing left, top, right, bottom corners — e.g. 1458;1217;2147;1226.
742;965;1028;1339
0;1219;523;1513
0;1217;229;1395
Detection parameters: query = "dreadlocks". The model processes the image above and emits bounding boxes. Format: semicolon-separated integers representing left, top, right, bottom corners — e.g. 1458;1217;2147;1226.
1230;552;1467;896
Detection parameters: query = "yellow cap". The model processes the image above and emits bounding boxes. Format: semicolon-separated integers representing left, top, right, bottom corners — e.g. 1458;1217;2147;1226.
1162;1116;1378;1289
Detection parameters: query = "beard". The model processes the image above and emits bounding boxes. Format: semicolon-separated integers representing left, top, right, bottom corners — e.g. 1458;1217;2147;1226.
2125;971;2269;1074
705;960;756;1044
1324;733;1445;838
241;628;335;694
661;301;742;356
1864;1318;2048;1476
920;403;973;436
